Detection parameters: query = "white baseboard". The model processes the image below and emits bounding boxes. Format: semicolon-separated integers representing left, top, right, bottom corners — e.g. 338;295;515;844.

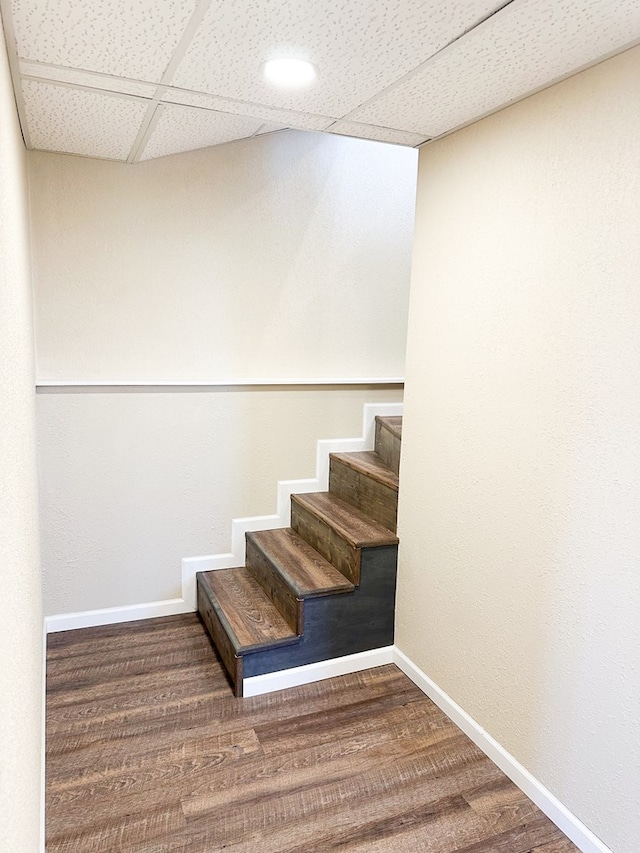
45;598;192;633
181;401;403;608
242;646;395;697
392;648;613;853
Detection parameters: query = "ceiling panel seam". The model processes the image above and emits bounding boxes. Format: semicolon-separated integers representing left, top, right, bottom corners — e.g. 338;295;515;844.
157;0;213;88
126;101;164;164
161;84;336;125
340;0;519;127
128;0;214;163
0;0;32;147
20;74;152;103
18;59;158;97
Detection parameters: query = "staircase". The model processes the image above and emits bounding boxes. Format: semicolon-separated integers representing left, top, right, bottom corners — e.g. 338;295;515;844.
197;415;402;697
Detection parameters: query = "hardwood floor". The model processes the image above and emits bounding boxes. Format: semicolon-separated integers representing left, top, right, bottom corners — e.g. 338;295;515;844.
46;614;578;852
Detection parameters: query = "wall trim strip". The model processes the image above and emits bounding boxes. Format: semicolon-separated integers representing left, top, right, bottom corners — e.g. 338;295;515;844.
392;648;613;853
45;598;192;633
36;378;404;391
242;646;395;697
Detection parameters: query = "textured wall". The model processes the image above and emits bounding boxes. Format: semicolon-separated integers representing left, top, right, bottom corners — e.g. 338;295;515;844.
29;130;417;383
0;24;43;853
38;386;402;615
397;46;640;853
31;129;414;617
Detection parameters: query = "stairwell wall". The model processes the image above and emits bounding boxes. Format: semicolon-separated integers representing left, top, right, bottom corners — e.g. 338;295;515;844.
0;22;43;853
396;45;640;853
29;132;415;616
29;131;416;384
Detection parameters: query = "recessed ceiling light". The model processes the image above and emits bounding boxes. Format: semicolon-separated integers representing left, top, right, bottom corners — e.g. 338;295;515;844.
263;57;317;89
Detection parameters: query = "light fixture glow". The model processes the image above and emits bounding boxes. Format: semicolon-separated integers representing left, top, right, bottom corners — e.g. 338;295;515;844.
263;57;317;89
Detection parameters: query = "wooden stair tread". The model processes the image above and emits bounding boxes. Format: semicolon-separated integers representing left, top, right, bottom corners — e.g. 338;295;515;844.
291;491;399;549
199;568;298;654
330;450;398;492
376;415;402;440
248;528;354;598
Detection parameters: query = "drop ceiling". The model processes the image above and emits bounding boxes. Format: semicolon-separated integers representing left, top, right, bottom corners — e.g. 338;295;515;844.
1;0;639;163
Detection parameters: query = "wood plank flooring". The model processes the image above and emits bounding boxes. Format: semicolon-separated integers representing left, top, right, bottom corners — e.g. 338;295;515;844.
46;614;579;853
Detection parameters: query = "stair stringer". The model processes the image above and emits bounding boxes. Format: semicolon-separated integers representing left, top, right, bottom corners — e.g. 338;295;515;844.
181;402;402;609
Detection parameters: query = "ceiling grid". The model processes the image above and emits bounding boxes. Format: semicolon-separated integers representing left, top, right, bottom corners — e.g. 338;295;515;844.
126;0;213;162
0;0;639;162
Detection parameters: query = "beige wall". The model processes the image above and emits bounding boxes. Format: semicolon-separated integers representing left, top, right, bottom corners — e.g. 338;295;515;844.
0;24;43;853
397;46;640;853
31;131;414;617
38;385;402;615
29;131;417;383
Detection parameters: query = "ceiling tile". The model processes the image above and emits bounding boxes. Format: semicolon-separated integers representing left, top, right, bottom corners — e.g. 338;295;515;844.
8;0;640;160
170;0;505;116
10;0;198;81
350;0;640;137
21;80;149;160
140;103;263;160
19;60;158;98
328;121;427;147
161;87;332;131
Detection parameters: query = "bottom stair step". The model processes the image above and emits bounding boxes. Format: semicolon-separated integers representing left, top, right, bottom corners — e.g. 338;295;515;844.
198;568;299;652
198;541;398;698
197;568;299;696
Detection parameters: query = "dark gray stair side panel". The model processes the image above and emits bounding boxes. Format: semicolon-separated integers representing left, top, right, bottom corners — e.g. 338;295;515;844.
242;544;397;678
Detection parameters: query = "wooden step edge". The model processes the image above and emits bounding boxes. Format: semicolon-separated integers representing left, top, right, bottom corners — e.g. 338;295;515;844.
197;570;299;656
235;633;300;655
197;571;243;653
291;492;399;550
329;451;399;492
196;575;243;696
247;529;355;599
376;415;402;440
